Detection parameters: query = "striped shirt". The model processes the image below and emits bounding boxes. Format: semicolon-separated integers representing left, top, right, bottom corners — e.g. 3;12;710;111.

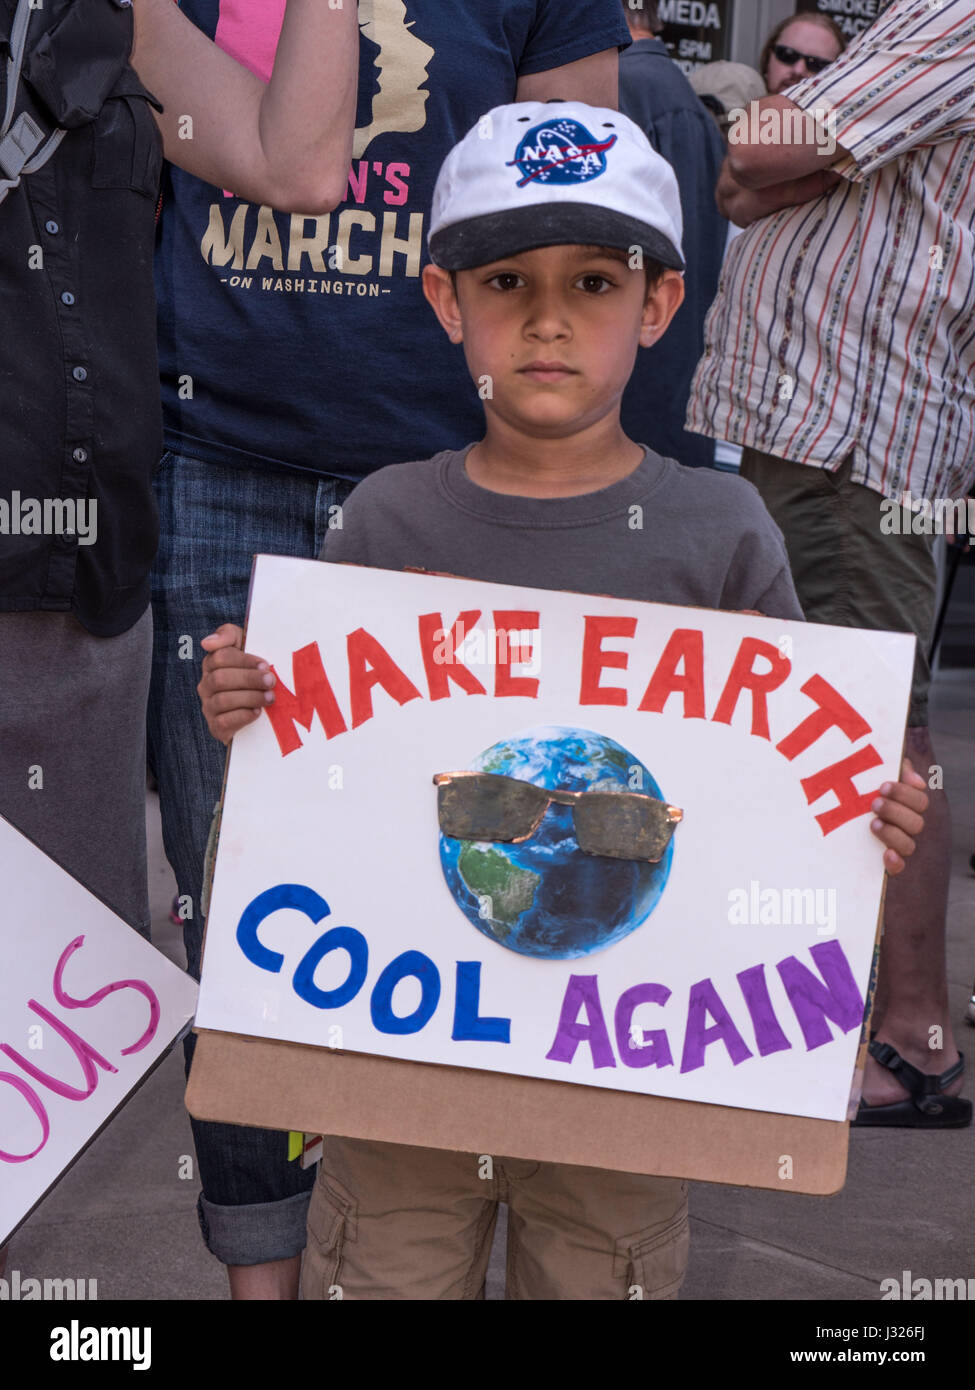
686;0;975;501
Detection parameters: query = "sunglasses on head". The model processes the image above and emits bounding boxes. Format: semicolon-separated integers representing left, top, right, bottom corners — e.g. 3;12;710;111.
433;771;683;864
773;43;833;74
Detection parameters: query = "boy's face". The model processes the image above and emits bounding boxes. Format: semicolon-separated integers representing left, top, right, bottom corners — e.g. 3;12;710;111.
422;244;684;443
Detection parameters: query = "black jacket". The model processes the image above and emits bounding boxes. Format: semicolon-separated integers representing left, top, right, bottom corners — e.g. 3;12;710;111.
0;0;163;635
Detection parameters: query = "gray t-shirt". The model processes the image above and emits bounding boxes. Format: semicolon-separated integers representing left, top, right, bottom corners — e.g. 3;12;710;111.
321;446;804;621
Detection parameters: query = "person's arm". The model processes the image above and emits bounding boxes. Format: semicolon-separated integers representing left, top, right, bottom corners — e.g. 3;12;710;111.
512;0;629;109
130;0;358;212
732;0;975;192
516;47;620;108
717;159;843;227
725;95;850;190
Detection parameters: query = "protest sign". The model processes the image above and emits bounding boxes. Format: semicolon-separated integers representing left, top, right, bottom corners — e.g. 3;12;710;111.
192;556;913;1149
0;818;198;1245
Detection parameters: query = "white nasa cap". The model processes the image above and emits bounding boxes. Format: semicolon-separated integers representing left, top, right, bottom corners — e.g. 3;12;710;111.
428;100;684;273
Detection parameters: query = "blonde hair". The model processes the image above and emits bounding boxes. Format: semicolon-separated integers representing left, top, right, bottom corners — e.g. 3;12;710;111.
758;11;847;85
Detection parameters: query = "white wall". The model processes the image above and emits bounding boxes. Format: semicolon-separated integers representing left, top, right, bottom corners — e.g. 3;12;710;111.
729;0;799;68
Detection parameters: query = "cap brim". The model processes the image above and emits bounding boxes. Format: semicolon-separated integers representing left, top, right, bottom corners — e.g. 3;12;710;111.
697;93;727;116
429;203;685;272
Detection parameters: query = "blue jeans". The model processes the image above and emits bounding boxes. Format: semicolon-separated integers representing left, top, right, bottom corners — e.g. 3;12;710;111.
146;449;355;1266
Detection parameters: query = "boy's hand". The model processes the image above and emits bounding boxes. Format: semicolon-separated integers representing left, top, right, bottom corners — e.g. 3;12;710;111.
869;759;928;875
198;623;276;745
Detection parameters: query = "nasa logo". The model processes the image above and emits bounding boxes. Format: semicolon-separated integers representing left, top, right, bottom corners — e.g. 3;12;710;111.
506;117;617;189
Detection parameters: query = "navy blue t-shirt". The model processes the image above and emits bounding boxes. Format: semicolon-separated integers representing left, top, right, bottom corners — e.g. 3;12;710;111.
155;0;630;481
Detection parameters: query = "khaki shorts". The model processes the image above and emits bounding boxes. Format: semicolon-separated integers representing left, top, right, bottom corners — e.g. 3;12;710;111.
300;1136;689;1301
740;449;937;727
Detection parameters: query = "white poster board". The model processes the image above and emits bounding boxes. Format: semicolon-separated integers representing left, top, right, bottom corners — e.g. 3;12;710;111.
196;557;914;1123
0;818;198;1245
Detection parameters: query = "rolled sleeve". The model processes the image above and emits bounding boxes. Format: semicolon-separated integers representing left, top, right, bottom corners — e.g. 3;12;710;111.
787;0;975;180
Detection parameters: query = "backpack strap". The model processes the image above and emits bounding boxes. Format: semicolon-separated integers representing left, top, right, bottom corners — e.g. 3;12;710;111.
0;0;66;207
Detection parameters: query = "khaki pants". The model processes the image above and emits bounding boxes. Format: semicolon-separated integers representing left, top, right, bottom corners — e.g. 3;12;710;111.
300;1136;689;1301
739;448;937;726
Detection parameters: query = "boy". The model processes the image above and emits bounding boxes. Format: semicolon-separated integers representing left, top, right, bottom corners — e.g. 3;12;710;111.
197;103;929;1299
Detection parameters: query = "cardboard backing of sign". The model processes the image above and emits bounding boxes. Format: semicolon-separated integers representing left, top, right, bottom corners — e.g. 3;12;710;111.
185;554;906;1198
188;807;889;1196
187;1005;877;1195
187;750;889;1194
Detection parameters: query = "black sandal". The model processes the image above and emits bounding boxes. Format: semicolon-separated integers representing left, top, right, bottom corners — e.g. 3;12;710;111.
852;1041;972;1128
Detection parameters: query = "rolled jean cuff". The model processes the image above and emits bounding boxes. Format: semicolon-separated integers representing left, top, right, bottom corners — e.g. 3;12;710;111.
197;1188;312;1266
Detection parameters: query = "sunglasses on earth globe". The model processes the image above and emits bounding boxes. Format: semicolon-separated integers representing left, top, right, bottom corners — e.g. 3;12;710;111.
433;771;683;864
